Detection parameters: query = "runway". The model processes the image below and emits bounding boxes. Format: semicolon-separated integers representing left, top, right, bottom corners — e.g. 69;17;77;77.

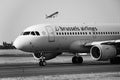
0;55;120;78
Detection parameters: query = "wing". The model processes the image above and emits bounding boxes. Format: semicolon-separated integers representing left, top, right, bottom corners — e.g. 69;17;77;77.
85;40;120;46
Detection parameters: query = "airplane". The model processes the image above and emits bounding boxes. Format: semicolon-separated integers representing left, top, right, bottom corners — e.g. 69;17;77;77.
46;11;59;19
13;24;120;66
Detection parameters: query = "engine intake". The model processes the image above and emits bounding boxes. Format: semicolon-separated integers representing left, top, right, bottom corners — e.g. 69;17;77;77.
90;45;117;61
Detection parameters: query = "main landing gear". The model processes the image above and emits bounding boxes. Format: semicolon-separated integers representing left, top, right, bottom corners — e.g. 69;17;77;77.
72;54;83;64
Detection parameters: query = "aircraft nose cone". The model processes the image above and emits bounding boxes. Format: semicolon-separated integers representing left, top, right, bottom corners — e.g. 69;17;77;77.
13;36;28;51
13;37;24;50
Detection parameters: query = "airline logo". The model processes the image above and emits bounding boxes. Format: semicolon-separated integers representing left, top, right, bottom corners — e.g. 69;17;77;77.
55;26;98;32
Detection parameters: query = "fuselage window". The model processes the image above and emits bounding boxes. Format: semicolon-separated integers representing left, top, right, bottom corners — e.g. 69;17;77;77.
89;32;91;35
64;32;66;35
99;32;100;34
62;32;64;35
96;32;98;35
110;32;112;34
113;32;115;34
56;32;58;35
82;32;84;35
106;32;109;34
75;32;77;35
59;32;61;35
115;32;117;34
23;32;30;35
72;32;74;35
93;32;95;34
67;32;69;35
79;32;81;35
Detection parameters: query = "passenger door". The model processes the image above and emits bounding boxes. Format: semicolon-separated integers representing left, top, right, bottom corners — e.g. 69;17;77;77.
46;26;55;42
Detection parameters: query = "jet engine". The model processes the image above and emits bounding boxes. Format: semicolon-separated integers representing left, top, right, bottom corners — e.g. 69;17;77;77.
33;52;62;60
90;44;117;61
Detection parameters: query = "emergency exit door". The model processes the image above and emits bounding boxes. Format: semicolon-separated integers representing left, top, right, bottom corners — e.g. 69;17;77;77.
46;26;55;42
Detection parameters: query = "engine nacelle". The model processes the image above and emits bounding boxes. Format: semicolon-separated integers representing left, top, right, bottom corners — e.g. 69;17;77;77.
90;44;117;61
33;52;62;60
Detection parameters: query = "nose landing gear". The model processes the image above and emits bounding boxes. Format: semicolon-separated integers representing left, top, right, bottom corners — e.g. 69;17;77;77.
38;53;46;66
39;60;46;66
34;52;47;66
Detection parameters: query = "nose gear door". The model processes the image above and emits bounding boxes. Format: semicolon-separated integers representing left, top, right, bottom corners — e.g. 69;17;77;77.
46;26;55;42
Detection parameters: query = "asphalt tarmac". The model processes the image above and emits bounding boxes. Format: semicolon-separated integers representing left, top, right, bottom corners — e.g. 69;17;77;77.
0;56;120;78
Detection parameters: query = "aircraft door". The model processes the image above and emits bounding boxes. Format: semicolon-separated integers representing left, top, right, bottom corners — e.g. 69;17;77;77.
46;26;55;42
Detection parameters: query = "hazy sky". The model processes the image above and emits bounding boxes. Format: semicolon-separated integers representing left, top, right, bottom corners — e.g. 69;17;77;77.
0;0;120;43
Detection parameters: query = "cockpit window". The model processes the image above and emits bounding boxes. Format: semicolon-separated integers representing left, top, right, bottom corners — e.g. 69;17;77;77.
31;31;35;35
23;32;30;35
35;31;40;35
22;31;40;36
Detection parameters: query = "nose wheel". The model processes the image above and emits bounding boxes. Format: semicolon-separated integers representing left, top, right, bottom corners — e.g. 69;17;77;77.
38;53;46;66
39;60;46;66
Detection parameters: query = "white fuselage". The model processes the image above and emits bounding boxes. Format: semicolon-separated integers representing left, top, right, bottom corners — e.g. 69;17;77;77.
13;24;120;53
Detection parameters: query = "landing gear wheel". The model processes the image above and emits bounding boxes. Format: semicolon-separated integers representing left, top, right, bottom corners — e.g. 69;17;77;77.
39;61;46;66
37;52;46;66
78;56;83;63
72;56;83;64
72;56;78;64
